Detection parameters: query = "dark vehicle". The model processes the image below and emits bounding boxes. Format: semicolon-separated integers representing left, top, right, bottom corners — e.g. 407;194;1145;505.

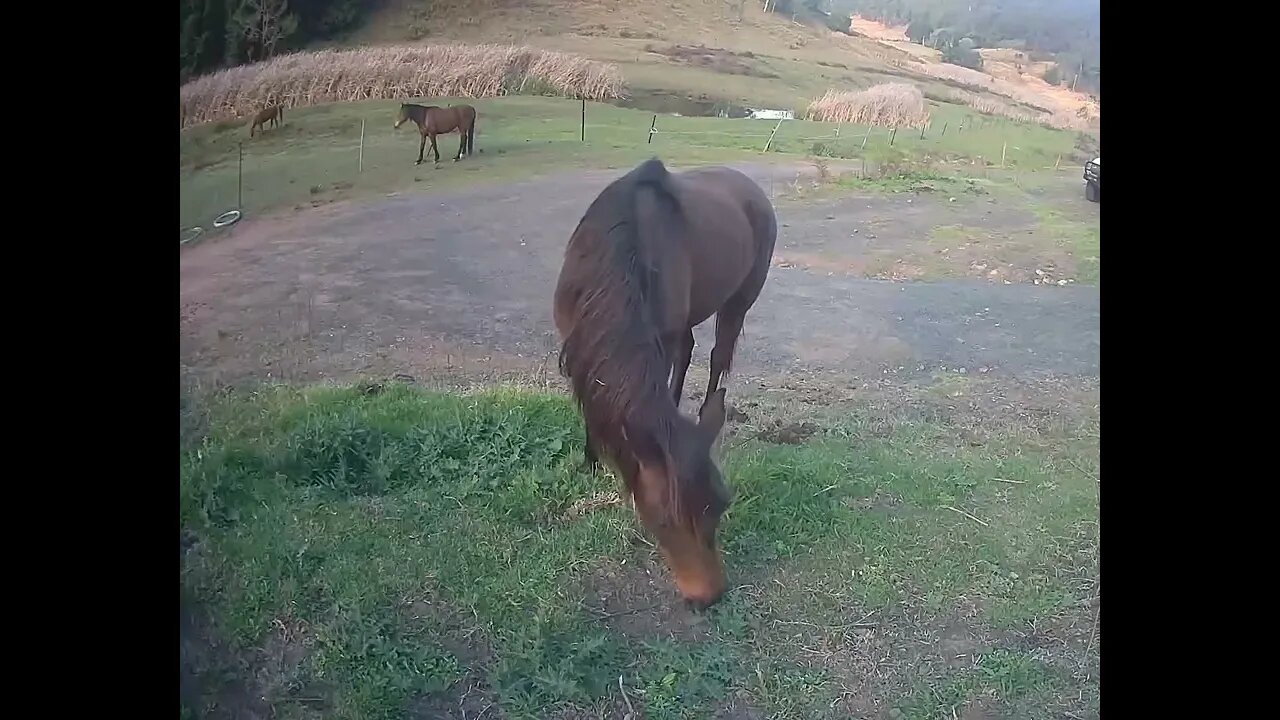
1084;157;1100;202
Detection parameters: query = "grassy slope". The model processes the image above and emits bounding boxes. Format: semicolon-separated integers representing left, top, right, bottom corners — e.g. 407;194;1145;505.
181;383;1099;720
351;1;928;111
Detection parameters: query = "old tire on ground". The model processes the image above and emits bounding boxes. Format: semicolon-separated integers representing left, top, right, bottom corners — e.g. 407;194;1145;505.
1085;181;1099;203
213;210;243;228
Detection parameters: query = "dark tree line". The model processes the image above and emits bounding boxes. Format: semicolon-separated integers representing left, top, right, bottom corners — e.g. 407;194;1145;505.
180;0;380;82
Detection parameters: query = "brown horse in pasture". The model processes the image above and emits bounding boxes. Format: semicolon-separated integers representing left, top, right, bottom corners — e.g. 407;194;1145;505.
394;103;477;165
249;105;283;137
554;157;777;608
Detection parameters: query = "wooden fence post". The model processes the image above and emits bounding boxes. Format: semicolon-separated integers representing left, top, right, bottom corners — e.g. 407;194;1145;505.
763;117;785;152
358;119;365;172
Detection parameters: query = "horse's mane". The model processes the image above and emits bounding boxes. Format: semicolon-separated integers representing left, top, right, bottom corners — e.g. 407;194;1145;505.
558;158;689;517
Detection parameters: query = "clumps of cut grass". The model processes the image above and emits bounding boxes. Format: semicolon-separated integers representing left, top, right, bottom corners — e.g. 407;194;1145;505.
179;44;625;128
805;83;930;127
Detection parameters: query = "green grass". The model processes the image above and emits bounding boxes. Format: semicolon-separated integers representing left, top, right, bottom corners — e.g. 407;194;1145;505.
180;95;1079;230
181;382;1099;720
1030;205;1101;283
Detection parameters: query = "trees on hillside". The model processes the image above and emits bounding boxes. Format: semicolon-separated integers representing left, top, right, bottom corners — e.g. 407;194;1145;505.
824;0;1099;92
180;0;377;82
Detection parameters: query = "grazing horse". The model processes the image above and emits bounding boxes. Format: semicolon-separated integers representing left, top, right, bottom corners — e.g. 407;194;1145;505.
249;105;283;137
554;157;777;608
394;102;477;165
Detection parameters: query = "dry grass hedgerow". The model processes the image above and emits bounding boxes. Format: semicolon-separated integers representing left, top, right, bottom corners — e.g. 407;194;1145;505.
906;60;1096;130
805;82;930;127
941;89;1084;131
179;44;626;128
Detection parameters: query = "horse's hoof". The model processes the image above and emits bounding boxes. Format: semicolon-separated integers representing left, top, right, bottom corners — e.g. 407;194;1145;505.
415;161;422;166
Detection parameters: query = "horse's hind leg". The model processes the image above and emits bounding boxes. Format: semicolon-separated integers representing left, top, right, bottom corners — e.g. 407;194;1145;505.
704;309;745;404
582;422;601;473
455;131;465;161
704;234;772;406
668;328;695;407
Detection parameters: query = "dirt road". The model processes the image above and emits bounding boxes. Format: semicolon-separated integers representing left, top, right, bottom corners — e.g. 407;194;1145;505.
180;163;1099;391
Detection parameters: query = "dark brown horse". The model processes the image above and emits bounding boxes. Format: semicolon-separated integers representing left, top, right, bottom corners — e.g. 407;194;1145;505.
394;103;477;165
554;157;777;608
249;105;283;137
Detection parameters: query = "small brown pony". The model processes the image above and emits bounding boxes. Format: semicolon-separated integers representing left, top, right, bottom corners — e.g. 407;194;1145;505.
554;157;777;608
394;103;477;165
249;105;283;137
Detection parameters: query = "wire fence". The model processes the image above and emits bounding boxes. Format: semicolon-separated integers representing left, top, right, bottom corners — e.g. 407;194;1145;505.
181;99;1086;240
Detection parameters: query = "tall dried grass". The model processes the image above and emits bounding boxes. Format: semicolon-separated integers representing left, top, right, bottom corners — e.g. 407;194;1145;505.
805;83;930;127
940;89;1088;131
905;59;1098;130
179;44;625;128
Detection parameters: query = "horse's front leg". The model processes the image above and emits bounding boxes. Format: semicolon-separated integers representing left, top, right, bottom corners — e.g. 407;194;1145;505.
416;134;427;165
430;134;441;165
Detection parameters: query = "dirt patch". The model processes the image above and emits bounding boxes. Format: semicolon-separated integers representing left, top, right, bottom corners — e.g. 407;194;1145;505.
406;678;496;720
647;44;779;78
582;556;714;642
402;587;502;719
180;164;1098;401
756;419;819;445
180;595;317;719
958;698;1001;720
563;490;625;521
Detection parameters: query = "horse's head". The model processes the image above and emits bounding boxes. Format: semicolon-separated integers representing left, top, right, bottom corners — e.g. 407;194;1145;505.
627;389;732;608
394;103;411;129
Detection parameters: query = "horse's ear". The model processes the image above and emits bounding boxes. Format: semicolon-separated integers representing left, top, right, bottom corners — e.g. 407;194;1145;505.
697;389;727;445
623;421;676;504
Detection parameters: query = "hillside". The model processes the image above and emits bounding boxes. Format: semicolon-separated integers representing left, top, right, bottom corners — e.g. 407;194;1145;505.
179;0;1099;131
349;0;1096;126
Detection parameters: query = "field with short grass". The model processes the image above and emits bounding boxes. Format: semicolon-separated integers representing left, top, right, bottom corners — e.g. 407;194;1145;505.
180;95;1083;231
180;381;1099;720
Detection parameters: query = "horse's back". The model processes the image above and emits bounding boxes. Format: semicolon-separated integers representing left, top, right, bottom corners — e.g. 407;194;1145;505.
661;165;776;324
671;165;775;259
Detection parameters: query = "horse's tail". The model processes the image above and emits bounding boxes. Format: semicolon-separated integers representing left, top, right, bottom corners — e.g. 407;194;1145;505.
278;105;283;123
467;110;476;155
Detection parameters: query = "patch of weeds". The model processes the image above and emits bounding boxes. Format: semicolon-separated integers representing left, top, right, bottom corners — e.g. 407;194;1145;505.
975;649;1053;699
309;621;463;719
492;615;628;716
896;648;1053;719
705;595;753;641
837;169;983;196
750;662;838;719
635;639;736;720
